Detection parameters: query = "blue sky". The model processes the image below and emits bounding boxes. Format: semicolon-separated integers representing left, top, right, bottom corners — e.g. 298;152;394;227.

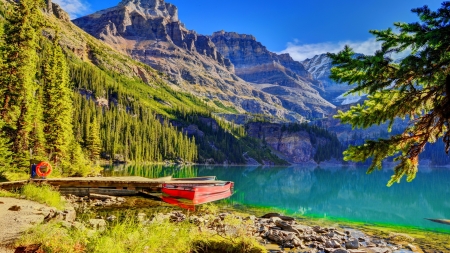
55;0;443;60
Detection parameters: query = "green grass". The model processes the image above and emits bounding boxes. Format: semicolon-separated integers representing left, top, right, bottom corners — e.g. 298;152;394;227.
0;182;65;209
89;218;193;253
0;189;18;197
17;222;87;253
0;171;29;181
17;212;267;253
20;183;66;210
196;203;220;215
193;234;266;253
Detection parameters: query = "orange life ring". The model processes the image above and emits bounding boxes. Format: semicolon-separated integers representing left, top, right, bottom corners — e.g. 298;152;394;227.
36;161;52;177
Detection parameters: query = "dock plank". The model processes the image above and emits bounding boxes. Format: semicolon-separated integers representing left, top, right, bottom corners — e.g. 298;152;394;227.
0;176;230;196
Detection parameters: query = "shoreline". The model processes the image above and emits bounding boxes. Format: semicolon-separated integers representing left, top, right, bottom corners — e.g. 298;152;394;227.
1;193;449;252
68;194;450;252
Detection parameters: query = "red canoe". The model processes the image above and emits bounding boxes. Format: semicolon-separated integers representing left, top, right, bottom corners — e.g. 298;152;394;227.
162;190;233;210
162;181;233;200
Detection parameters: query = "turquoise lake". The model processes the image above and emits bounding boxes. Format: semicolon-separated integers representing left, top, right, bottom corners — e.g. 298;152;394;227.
104;165;450;233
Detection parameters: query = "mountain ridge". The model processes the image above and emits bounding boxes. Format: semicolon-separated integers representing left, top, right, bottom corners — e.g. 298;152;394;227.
301;54;357;105
210;31;336;118
71;0;352;121
72;0;308;121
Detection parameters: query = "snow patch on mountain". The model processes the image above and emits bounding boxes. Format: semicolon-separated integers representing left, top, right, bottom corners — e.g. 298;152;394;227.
335;93;366;105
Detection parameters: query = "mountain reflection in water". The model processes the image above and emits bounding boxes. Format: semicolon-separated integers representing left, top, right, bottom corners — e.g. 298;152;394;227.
104;165;450;232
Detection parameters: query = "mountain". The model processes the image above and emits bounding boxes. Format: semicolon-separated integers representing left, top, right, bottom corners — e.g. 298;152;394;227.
301;54;360;105
72;0;305;122
210;31;335;119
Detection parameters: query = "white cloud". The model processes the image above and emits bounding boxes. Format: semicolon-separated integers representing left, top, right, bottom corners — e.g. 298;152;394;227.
279;38;382;61
53;0;90;19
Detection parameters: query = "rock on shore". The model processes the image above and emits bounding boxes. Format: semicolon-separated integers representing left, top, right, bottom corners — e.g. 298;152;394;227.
0;197;74;252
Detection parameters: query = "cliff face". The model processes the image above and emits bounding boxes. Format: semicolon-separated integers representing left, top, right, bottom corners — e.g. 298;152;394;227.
211;31;335;119
246;122;313;163
72;0;305;121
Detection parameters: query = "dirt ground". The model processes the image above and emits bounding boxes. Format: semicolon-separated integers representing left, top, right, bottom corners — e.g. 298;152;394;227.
0;197;51;253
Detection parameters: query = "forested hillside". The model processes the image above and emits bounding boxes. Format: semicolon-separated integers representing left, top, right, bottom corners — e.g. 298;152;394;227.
0;0;290;178
0;0;202;177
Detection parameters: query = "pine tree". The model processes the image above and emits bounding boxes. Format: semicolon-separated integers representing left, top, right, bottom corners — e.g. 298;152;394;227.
29;86;46;159
86;118;101;161
42;35;74;166
0;118;12;172
328;2;450;186
66;138;89;176
0;0;44;169
0;1;11;172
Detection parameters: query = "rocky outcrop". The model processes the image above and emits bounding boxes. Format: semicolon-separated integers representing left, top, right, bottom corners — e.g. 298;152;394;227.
51;3;70;22
246;122;340;164
43;0;70;22
72;0;304;121
45;0;53;14
247;122;314;163
50;3;70;22
211;31;335;119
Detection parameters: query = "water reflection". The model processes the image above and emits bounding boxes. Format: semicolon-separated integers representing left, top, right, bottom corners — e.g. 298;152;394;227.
104;164;450;232
161;190;233;211
104;164;198;179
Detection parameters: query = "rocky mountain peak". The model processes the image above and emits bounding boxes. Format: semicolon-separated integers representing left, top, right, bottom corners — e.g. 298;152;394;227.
211;31;335;118
212;31;256;41
302;54;332;80
117;0;178;22
301;54;356;104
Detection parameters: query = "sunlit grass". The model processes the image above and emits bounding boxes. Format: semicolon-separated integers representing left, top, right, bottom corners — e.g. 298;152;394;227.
0;189;18;197
0;183;65;209
196;203;220;215
17;210;267;253
1;171;29;181
20;183;66;210
88;218;194;253
17;222;87;253
193;234;266;253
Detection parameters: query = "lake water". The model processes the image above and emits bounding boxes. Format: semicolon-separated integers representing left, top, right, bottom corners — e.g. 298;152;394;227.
104;165;450;233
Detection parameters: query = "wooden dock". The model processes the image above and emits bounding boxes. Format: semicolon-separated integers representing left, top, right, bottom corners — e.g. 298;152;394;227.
0;176;227;196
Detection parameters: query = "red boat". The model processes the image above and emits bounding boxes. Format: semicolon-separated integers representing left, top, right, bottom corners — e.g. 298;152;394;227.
162;190;233;210
162;181;233;200
161;196;196;211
